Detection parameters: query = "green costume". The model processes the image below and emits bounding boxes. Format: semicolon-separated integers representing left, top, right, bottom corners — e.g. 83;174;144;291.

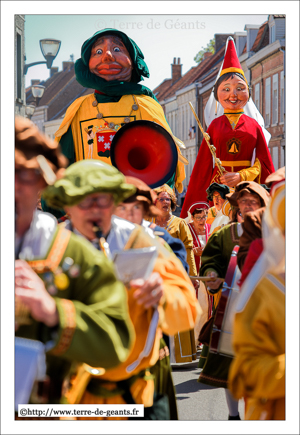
43;160;200;419
197;222;241;387
16;210;134;404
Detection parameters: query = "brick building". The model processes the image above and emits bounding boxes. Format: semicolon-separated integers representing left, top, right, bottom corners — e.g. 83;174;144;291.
246;15;285;169
15;15;26;117
153;15;285;186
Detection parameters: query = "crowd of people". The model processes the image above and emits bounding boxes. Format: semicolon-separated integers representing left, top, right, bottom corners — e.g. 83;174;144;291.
14;28;285;424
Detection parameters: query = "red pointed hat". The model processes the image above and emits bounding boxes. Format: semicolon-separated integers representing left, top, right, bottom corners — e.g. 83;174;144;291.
220;36;247;82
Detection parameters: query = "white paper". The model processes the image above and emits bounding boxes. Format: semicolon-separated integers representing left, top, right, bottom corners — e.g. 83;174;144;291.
112;246;158;285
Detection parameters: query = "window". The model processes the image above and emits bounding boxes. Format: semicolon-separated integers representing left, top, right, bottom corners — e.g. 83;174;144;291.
265;77;271;127
270;25;275;43
272;74;278;125
280;146;285;167
16;33;22;100
255;83;260;111
280;71;284;123
272;146;279;171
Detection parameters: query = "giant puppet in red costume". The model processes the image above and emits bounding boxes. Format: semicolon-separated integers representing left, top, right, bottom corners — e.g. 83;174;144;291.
181;37;275;218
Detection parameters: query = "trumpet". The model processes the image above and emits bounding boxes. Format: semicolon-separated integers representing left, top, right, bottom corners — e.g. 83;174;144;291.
92;223;111;258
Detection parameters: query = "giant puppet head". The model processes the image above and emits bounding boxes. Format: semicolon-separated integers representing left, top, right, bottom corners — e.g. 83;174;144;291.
204;37;270;144
213;37;250;111
74;28;151;90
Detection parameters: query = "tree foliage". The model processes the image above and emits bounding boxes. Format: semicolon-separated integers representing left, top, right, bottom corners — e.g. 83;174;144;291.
194;38;215;63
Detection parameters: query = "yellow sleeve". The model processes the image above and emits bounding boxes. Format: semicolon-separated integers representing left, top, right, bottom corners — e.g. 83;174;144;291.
126;225;200;336
155;254;201;336
55;95;90;141
238;157;261;183
206;207;216;225
178;220;197;276
228;278;285;401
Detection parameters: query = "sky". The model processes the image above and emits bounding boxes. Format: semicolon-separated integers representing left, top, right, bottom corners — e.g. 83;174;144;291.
23;13;269;90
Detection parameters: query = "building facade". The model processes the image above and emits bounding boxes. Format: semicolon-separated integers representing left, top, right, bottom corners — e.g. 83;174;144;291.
154;15;285;186
15;14;26;117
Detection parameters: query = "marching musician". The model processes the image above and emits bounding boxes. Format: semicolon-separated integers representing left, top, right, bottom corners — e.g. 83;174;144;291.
181;36;274;218
229;171;285;420
43;159;201;419
184;202;211;274
150;184;198;365
205;182;231;235
15;117;134;407
197;181;270;420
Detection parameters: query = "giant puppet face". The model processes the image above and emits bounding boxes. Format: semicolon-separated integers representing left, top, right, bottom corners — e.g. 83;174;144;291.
217;74;249;111
88;35;133;82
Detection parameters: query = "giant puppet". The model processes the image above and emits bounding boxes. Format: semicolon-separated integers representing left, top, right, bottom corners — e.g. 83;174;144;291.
54;28;186;192
181;37;275;218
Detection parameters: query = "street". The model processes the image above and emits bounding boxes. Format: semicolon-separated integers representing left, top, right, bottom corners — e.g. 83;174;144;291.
171;354;245;421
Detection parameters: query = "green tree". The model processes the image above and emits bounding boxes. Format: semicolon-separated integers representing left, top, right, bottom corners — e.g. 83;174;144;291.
194;38;215;63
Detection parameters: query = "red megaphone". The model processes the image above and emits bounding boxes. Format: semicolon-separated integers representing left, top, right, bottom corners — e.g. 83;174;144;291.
110;120;178;189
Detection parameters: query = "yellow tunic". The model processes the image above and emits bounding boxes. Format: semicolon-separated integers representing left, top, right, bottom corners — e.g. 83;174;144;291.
64;225;201;418
150;215;198;363
228;272;285;420
55;93;186;192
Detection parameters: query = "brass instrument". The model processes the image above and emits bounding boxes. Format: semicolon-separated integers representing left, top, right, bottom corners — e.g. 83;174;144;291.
189;102;226;178
92;223;111;258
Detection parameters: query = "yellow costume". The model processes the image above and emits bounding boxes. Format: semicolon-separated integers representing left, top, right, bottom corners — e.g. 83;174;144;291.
229;176;285;420
55;94;186;193
228;273;285;420
150;214;198;363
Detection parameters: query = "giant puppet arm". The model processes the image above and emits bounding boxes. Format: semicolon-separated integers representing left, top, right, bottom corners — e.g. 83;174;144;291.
180;115;274;219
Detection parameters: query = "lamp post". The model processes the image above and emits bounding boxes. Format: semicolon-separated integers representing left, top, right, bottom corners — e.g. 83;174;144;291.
25;104;36;120
24;39;61;75
31;84;45;106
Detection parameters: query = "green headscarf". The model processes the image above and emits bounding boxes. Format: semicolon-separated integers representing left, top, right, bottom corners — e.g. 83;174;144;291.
75;28;158;102
43;159;136;210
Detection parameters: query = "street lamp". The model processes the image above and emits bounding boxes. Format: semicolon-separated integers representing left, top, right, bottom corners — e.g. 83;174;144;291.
25;104;36;119
31;84;45;106
24;39;61;75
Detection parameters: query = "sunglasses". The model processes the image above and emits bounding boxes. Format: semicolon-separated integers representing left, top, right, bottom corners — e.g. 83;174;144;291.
77;195;114;210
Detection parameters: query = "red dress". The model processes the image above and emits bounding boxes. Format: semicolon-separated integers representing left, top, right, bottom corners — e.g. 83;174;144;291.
181;114;275;218
187;222;211;274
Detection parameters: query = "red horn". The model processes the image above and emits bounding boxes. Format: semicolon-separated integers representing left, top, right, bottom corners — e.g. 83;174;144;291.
110;120;178;188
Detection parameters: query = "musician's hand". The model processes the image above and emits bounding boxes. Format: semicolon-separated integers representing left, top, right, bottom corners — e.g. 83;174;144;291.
130;272;164;309
193;246;204;256
15;260;59;327
193;279;200;291
206;271;223;292
220;172;241;187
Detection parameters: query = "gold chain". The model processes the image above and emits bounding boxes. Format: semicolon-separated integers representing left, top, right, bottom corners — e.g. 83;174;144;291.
92;94;139;129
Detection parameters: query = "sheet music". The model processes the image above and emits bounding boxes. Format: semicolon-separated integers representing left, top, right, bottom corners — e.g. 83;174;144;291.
112;246;158;285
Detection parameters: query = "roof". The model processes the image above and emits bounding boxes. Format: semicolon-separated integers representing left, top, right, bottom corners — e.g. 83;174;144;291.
240;21;270;55
251;21;269;53
154;45;226;102
26;64;93;121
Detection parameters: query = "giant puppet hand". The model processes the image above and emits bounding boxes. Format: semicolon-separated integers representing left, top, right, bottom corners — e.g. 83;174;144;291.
15;259;59;328
220;172;241;187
